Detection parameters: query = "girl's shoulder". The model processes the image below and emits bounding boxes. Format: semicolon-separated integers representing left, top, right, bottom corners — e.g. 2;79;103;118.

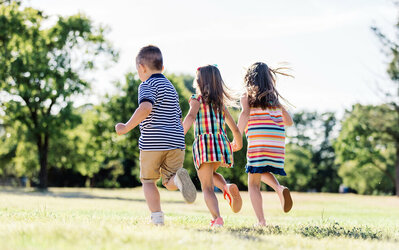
250;105;282;113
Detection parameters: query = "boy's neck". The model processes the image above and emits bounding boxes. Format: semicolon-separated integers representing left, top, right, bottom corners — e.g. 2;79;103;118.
143;70;163;81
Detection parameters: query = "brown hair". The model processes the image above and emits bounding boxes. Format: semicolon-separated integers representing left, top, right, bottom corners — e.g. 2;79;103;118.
195;65;233;112
244;62;292;109
136;45;163;70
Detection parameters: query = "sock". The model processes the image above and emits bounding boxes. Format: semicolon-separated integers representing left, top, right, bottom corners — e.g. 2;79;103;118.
174;173;183;190
151;211;164;217
151;211;164;225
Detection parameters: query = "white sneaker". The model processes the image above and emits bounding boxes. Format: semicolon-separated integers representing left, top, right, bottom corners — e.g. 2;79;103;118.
174;168;197;204
151;211;164;226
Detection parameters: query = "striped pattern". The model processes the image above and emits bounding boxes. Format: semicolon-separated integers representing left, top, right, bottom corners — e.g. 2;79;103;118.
191;94;233;170
245;107;287;175
138;74;185;151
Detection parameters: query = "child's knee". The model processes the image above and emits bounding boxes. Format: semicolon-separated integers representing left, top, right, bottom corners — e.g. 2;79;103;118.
201;185;214;193
141;179;157;185
248;182;261;190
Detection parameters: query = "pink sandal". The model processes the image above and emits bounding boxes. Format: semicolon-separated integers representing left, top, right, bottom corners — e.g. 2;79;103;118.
210;217;224;227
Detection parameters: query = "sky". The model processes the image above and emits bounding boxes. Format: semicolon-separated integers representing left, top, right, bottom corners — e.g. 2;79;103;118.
26;0;398;113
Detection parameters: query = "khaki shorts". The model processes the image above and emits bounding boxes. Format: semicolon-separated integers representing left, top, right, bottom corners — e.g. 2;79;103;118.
140;149;185;184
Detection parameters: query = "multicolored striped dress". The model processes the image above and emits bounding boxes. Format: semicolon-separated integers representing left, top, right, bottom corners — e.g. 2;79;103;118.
190;94;234;170
245;107;287;175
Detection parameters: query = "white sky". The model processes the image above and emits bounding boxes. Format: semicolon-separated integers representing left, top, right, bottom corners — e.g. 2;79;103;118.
27;0;398;113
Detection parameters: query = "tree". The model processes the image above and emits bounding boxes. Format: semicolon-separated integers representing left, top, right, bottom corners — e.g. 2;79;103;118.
372;10;399;196
283;143;313;191
98;72;142;187
283;111;340;192
334;104;396;195
0;1;117;188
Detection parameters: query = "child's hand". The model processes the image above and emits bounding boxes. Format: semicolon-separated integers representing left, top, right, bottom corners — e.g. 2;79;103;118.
115;123;126;135
231;140;242;152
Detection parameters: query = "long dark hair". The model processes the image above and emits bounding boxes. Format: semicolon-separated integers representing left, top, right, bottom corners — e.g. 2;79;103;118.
195;65;232;111
244;62;292;109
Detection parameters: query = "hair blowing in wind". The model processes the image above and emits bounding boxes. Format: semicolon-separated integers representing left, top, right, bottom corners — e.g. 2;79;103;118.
244;62;293;110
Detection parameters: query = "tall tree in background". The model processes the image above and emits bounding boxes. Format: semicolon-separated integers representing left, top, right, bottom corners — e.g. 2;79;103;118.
372;12;399;196
0;1;117;189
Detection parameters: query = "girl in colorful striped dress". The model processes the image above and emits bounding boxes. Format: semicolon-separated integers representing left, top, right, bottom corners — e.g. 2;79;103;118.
237;62;294;226
183;65;243;227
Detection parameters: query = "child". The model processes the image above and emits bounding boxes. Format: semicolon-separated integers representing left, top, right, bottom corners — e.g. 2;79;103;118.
115;45;197;226
237;62;294;226
183;65;243;227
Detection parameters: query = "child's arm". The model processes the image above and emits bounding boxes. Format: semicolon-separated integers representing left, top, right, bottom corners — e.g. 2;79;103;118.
224;107;243;152
182;99;200;135
115;102;153;135
237;94;250;135
281;106;294;126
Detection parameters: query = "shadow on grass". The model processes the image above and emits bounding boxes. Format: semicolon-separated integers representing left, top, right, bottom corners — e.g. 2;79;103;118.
196;225;283;242
295;222;385;241
0;188;185;204
197;223;395;242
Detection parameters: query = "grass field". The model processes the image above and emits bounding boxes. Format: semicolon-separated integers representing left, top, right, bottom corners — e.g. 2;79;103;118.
0;187;398;250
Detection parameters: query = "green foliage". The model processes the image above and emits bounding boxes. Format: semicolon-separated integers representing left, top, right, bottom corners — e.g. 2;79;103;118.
0;1;117;188
0;118;38;181
281;143;313;191
92;72;142;187
334;104;396;194
283;111;340;192
372;15;399;196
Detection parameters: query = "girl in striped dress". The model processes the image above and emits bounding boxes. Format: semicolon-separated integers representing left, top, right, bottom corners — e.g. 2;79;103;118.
183;65;243;227
237;62;294;226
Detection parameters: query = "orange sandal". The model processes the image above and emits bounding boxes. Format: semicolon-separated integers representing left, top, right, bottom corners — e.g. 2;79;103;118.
223;184;242;213
281;186;293;213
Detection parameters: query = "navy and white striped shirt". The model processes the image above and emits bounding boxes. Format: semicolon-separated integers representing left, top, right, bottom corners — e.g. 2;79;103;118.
138;73;185;151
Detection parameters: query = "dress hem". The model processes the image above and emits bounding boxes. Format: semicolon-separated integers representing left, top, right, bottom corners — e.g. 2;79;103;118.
245;165;287;176
194;160;233;170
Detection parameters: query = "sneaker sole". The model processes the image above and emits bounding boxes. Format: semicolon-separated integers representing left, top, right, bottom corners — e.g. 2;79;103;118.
176;168;197;204
228;184;242;213
282;187;293;213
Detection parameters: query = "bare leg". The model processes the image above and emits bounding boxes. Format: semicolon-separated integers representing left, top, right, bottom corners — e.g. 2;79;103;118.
143;182;161;213
198;162;221;219
248;173;266;225
213;167;227;191
261;172;284;193
261;172;292;213
164;175;178;191
213;165;242;212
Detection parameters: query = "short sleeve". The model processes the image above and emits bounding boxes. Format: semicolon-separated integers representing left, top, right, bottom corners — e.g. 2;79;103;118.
138;82;155;105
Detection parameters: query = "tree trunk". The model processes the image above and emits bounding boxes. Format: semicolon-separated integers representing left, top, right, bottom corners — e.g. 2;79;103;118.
37;133;49;190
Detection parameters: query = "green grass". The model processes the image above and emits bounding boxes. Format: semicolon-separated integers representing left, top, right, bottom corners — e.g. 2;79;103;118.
0;188;398;249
